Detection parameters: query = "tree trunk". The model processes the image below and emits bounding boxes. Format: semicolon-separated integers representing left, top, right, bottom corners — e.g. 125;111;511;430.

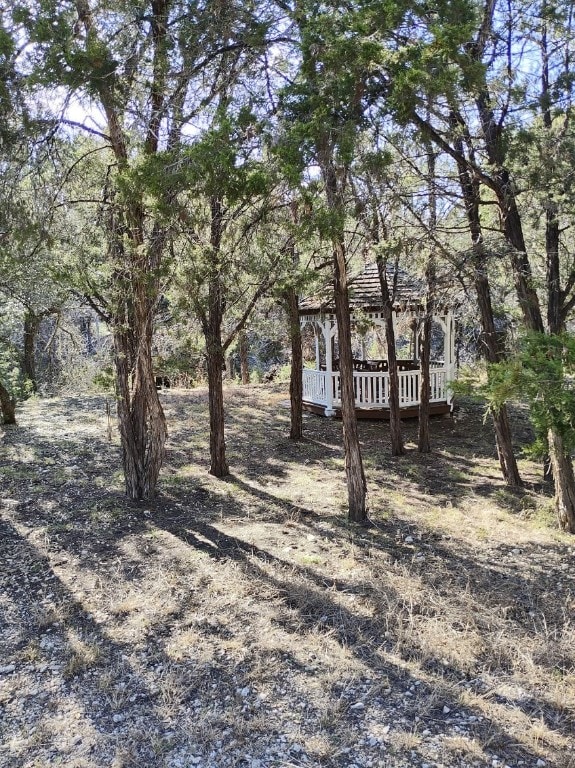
376;257;404;456
494;178;545;334
318;142;366;521
547;427;575;532
239;330;250;384
204;196;229;478
333;239;367;521
75;0;169;501
546;199;562;334
491;405;521;486
542;122;560;483
384;309;404;456
110;210;168;501
23;312;40;393
473;259;522;486
225;353;234;379
471;36;545;334
451;118;522;486
206;328;229;477
0;380;16;424
322;170;367;520
418;313;432;453
476;269;523;486
419;135;436;453
285;286;303;440
112;303;168;503
114;308;167;501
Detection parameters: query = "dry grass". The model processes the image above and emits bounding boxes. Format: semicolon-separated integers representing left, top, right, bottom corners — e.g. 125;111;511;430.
0;385;574;768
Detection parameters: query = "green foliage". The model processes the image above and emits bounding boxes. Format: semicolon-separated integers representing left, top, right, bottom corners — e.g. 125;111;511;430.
92;366;115;393
0;22;16;131
274;363;292;384
0;345;32;403
485;333;575;457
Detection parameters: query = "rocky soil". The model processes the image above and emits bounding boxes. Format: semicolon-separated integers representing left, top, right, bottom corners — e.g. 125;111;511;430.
0;385;574;768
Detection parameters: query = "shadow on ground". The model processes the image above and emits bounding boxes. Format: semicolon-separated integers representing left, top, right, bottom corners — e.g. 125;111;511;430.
0;387;573;768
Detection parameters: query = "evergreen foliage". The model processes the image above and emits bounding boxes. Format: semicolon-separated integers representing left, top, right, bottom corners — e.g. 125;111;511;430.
486;333;575;459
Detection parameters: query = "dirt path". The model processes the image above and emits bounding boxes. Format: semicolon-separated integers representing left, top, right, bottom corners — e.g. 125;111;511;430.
0;385;573;768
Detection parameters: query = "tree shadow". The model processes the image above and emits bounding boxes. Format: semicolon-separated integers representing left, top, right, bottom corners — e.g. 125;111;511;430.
0;515;180;766
162;387;543;515
1;390;571;767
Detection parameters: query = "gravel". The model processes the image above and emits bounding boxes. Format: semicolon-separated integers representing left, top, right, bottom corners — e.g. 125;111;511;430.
1;391;573;768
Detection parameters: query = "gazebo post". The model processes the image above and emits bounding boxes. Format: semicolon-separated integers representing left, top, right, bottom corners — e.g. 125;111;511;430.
322;317;336;416
446;311;455;408
450;313;456;370
314;324;321;370
443;311;453;368
413;316;420;362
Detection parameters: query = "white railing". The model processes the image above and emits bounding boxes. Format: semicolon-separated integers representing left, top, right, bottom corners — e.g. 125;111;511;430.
430;368;448;403
302;369;328;405
303;366;451;409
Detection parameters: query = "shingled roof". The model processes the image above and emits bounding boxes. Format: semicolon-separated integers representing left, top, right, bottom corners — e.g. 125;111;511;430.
299;262;426;315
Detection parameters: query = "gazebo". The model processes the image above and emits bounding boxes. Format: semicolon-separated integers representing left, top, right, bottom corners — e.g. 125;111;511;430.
299;263;456;419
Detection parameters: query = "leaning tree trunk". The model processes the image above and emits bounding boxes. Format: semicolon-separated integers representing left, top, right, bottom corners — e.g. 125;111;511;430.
285;286;303;440
475;271;523;487
491;405;521;485
451;119;522;486
547;428;575;532
0;380;16;424
472;52;545;334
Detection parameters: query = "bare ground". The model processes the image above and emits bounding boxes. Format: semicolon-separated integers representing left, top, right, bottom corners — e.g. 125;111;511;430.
0;384;574;768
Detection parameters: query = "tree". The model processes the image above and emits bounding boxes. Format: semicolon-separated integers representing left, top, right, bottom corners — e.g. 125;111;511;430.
0;380;16;424
278;5;372;520
417;134;437;454
403;0;575;508
0;133;74;404
15;0;287;497
174;105;283;477
280;201;307;441
487;333;575;532
449;115;523;486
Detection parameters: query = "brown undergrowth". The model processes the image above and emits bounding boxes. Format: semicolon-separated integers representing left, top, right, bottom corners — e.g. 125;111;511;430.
0;385;573;768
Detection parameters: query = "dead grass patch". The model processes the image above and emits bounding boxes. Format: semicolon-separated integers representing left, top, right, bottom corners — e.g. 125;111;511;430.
1;388;573;768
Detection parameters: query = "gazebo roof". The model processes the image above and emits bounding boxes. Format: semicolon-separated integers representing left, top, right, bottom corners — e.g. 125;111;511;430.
299;262;429;315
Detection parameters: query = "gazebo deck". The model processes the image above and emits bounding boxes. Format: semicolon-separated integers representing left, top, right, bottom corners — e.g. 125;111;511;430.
302;363;453;419
302;401;452;420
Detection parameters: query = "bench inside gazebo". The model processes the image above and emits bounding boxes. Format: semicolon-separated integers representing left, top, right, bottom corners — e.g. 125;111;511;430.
299;263;456;419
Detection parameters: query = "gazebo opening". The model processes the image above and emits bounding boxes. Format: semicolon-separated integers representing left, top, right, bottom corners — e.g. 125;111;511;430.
299;263;456;419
